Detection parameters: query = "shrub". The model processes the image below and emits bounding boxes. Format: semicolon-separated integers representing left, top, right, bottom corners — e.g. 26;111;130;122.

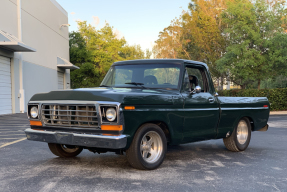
217;88;287;111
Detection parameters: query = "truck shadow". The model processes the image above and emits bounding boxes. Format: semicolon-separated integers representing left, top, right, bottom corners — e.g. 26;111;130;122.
45;140;267;171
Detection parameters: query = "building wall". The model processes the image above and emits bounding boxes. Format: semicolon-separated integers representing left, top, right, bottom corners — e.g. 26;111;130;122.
0;0;18;37
0;0;70;114
21;0;69;69
23;61;58;104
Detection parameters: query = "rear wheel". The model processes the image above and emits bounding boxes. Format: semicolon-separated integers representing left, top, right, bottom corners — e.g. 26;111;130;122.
48;143;83;157
126;124;167;170
223;117;251;152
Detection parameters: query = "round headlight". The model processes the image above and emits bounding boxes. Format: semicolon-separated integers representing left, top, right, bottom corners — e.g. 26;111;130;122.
30;106;38;118
106;108;117;122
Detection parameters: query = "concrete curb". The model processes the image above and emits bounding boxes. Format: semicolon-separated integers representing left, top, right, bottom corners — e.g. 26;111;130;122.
270;111;287;115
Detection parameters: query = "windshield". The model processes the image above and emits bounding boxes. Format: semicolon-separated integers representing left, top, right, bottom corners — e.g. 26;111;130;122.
100;64;182;89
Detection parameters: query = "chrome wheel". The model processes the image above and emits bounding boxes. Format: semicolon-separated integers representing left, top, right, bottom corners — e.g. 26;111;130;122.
60;145;80;153
140;131;163;163
237;120;249;144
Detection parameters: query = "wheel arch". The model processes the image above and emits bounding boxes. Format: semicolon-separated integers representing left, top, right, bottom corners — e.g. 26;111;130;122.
229;115;254;135
244;116;255;131
137;121;171;143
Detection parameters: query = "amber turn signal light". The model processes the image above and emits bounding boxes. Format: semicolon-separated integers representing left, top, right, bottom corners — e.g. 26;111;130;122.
30;120;42;126
124;106;135;110
101;125;123;131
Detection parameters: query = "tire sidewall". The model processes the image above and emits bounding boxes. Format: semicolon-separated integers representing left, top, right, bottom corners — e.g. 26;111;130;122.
134;124;167;170
49;143;83;157
233;117;251;151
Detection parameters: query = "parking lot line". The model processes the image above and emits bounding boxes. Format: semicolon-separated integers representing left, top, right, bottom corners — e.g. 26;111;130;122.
0;138;22;140
0;134;26;136
0;138;26;149
0;131;24;132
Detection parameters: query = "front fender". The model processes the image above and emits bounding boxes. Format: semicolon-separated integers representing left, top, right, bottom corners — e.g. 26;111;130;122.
122;105;185;149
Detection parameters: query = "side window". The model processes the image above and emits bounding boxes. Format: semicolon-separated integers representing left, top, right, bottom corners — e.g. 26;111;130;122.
186;67;209;92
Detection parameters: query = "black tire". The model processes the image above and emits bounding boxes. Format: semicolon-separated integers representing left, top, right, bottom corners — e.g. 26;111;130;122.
223;117;251;152
48;143;83;157
126;123;167;170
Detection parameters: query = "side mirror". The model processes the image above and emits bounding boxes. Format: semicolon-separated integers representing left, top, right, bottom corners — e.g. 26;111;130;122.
191;86;201;94
195;86;201;93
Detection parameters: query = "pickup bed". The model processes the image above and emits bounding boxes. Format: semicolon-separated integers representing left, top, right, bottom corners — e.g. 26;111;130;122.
25;59;269;170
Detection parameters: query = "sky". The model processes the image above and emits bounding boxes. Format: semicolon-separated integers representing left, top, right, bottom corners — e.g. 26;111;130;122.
56;0;191;51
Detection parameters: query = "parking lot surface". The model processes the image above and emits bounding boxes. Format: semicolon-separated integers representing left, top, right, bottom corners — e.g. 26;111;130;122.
0;114;286;192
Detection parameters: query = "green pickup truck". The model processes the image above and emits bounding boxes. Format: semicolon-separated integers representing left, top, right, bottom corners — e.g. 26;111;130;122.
25;59;269;170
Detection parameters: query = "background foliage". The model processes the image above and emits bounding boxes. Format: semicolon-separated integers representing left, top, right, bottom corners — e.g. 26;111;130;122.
218;88;287;111
69;21;149;88
216;0;287;89
69;0;287;92
153;0;287;90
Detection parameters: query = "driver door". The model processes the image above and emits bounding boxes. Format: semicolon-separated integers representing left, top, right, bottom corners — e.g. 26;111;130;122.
181;66;220;142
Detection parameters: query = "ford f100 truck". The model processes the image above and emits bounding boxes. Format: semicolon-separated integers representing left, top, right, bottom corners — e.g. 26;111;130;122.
25;59;269;170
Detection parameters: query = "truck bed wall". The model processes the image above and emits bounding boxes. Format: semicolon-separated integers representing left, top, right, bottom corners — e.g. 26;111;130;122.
216;97;270;138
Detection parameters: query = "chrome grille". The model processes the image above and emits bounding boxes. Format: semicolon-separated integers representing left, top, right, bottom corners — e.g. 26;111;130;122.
41;104;99;128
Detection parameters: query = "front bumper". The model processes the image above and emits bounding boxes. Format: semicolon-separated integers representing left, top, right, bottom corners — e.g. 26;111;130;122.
25;128;127;149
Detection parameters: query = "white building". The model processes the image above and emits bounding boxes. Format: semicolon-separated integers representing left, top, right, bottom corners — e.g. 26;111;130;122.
0;0;78;115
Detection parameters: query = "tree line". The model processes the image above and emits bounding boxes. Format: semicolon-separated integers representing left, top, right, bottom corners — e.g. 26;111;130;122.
69;21;151;88
153;0;287;89
69;0;287;90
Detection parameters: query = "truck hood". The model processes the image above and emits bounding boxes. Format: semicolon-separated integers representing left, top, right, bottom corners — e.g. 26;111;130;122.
30;87;180;105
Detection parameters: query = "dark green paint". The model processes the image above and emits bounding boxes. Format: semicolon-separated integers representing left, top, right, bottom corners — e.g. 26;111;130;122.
216;97;270;138
29;59;270;149
181;92;220;142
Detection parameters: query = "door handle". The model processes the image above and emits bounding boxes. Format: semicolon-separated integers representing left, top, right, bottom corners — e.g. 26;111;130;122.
209;98;214;102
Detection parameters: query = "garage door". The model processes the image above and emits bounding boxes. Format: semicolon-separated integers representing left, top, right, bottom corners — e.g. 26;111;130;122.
57;71;64;89
0;56;12;115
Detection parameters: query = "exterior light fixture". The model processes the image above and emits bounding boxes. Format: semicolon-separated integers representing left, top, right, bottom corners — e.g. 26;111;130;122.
60;24;70;29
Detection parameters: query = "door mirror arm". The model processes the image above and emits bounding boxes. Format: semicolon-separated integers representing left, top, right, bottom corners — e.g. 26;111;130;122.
190;86;202;94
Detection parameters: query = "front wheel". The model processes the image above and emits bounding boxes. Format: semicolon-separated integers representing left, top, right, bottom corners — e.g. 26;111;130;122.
126;124;167;170
48;143;83;157
223;117;251;152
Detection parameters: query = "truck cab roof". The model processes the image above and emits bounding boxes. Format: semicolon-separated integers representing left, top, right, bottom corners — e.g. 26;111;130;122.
112;59;209;69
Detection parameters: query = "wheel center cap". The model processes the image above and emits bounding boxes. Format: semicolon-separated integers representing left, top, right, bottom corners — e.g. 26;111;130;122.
143;144;151;151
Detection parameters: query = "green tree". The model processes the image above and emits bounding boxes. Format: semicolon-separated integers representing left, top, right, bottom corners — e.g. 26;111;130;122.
69;31;91;65
153;0;228;90
120;45;145;60
185;0;228;89
69;31;96;88
216;0;287;89
153;17;195;60
70;21;146;88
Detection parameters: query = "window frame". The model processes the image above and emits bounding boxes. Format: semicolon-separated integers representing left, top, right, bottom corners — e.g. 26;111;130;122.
182;64;210;93
100;63;185;91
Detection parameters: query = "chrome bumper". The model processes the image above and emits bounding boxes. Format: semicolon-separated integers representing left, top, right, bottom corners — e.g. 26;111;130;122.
24;128;127;149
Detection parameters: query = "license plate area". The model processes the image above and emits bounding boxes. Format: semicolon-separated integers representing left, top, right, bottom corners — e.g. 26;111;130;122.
54;132;74;144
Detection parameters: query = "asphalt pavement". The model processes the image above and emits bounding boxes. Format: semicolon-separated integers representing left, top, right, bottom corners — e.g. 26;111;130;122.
0;114;286;192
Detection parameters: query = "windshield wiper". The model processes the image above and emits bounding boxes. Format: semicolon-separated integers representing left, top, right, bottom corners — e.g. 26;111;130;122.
125;82;146;89
99;85;110;87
